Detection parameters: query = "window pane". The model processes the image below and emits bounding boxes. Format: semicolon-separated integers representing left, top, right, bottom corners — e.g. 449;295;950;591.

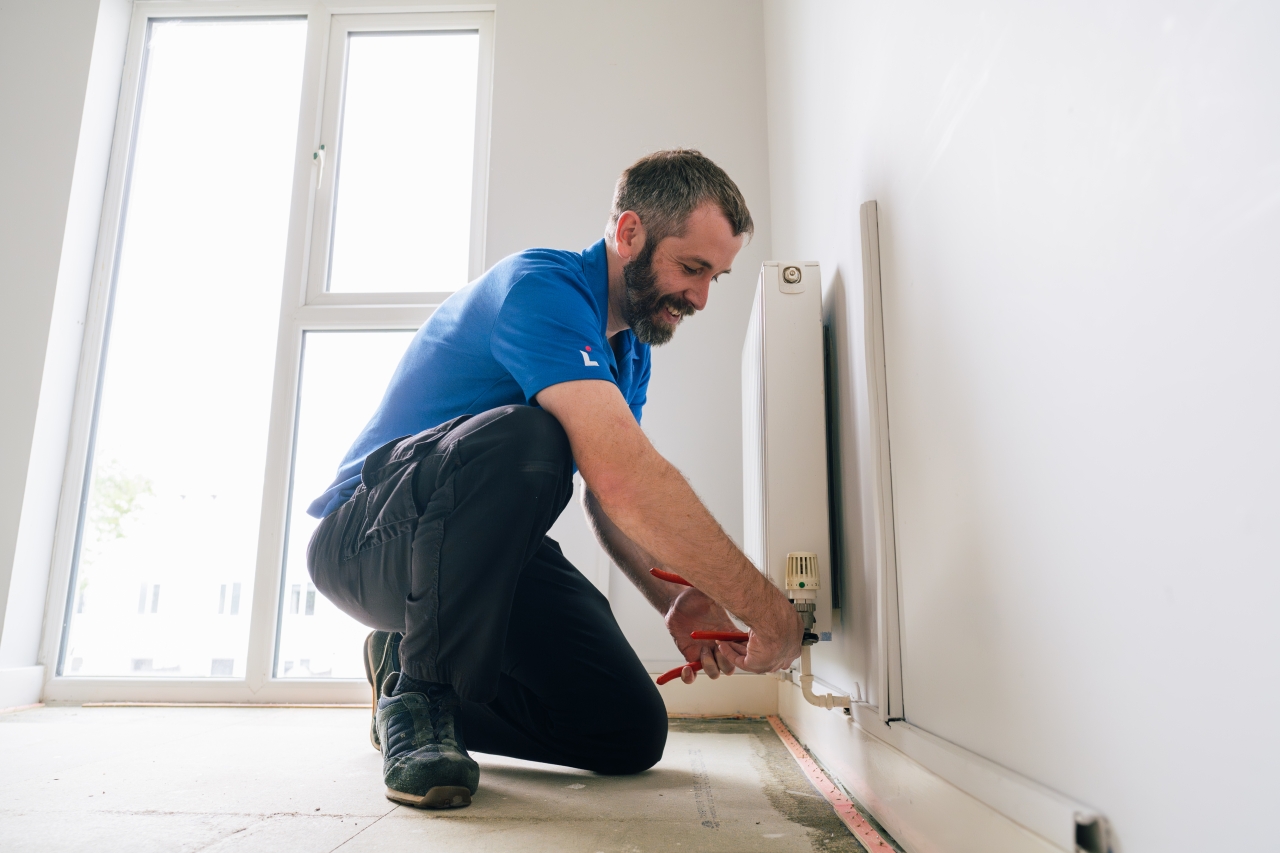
327;31;480;293
62;19;307;678
276;331;416;678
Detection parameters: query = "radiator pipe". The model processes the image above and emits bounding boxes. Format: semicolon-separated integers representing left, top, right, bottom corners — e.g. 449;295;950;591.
798;644;852;711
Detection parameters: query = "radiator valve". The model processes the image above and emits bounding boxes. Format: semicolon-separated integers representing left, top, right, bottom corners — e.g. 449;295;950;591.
786;552;820;646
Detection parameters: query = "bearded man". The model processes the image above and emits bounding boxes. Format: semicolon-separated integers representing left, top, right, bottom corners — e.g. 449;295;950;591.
305;149;803;809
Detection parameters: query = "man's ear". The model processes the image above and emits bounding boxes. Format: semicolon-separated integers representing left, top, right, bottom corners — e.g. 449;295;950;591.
614;210;646;263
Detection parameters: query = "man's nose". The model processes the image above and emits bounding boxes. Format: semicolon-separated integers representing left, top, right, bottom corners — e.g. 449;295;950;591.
685;278;711;312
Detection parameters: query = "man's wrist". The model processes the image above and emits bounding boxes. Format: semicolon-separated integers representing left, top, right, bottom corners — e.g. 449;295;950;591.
725;564;789;629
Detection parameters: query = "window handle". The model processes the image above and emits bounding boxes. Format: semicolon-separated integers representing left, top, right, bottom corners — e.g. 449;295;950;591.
313;144;325;187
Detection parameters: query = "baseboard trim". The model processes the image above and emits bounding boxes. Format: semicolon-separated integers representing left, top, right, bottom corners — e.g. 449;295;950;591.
41;676;370;705
0;666;45;710
847;704;1105;853
655;671;777;716
38;669;777;716
779;681;1070;853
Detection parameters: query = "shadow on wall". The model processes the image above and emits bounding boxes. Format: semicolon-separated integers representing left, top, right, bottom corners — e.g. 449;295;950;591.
819;263;878;699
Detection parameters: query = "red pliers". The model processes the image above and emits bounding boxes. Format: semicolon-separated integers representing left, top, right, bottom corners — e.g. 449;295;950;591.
649;568;749;685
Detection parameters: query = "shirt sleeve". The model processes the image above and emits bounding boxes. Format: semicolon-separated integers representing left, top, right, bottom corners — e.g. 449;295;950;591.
490;269;613;403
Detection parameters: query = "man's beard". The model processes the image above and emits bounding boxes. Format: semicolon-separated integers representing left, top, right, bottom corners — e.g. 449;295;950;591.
621;243;697;346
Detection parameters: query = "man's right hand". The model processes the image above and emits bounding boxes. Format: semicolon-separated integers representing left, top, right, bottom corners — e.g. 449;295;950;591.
722;597;804;674
537;378;804;673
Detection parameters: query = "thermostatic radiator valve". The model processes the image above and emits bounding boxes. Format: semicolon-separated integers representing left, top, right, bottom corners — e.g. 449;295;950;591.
782;551;851;711
785;552;821;646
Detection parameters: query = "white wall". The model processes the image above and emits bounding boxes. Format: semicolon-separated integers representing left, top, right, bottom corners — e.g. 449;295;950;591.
0;0;772;691
0;0;130;705
764;1;1280;850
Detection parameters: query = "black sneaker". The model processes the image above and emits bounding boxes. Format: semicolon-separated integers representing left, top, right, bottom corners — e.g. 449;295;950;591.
363;631;401;752
377;673;480;809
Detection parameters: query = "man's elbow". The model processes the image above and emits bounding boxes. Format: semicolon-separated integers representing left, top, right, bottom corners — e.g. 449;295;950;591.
579;450;658;525
581;468;632;520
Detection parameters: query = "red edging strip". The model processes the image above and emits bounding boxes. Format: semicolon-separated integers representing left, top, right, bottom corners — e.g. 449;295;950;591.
767;715;894;852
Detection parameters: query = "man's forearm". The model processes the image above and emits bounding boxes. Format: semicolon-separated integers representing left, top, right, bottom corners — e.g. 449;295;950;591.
589;441;786;633
581;487;679;613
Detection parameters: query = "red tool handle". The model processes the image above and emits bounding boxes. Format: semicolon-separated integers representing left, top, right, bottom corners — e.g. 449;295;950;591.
690;630;750;643
656;660;701;685
650;567;692;586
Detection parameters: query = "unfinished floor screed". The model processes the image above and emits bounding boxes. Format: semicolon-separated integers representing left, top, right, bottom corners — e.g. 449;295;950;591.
0;706;896;852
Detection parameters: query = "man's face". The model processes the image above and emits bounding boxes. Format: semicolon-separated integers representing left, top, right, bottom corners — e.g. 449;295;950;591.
621;203;744;346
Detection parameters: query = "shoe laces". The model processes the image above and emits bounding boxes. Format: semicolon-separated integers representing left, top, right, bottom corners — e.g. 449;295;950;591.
382;681;465;759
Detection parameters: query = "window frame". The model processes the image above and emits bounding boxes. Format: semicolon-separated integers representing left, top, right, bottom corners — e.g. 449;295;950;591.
39;0;496;705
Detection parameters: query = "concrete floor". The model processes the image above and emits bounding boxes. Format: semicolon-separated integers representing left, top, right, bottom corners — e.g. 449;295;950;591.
0;706;867;853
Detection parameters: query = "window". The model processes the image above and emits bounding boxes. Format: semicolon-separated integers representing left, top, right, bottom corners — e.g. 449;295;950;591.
307;13;491;303
48;5;494;701
59;17;307;679
274;330;416;679
326;30;480;292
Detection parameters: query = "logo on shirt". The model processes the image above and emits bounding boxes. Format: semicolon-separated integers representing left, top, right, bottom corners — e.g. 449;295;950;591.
580;345;599;367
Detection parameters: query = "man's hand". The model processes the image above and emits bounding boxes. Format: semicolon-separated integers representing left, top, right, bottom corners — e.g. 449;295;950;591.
665;585;803;680
718;604;804;675
665;587;741;684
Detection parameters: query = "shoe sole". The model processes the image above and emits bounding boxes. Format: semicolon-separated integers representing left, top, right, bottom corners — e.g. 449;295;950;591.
386;785;472;809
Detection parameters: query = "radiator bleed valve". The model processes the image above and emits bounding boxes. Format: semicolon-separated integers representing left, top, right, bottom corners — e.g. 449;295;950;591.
785;552;821;646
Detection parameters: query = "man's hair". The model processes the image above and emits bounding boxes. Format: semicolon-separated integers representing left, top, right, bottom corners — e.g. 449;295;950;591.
606;149;753;247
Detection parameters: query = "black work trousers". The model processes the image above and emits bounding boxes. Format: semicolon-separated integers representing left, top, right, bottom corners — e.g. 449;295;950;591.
307;405;667;775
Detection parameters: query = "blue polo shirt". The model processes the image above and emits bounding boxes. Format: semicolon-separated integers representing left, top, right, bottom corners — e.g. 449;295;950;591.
307;239;650;518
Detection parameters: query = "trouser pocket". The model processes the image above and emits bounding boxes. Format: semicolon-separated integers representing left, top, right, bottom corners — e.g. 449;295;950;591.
344;416;472;560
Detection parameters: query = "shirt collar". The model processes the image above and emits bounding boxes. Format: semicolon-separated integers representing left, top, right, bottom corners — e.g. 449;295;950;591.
582;238;639;362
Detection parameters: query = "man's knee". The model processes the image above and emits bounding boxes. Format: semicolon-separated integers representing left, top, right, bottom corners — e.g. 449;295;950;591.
435;406;573;517
591;684;668;775
504;405;570;459
476;405;572;473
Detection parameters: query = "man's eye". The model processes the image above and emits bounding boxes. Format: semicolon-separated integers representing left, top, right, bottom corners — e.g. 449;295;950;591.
683;265;698;275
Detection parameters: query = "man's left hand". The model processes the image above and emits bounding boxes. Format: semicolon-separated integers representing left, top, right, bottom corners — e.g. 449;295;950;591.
664;587;745;684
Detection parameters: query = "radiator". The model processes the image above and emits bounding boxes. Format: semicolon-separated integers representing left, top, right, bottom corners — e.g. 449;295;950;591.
741;261;833;635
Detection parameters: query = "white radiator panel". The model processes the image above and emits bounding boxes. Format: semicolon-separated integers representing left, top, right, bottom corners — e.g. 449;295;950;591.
741;262;832;634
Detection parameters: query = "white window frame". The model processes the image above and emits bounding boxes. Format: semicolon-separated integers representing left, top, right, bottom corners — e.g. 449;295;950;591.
39;0;496;705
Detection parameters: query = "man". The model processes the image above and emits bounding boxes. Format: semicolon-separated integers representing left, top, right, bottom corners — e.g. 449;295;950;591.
306;150;803;809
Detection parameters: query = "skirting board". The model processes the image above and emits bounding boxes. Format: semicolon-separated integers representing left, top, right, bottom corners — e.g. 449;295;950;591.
653;670;777;717
41;676;371;705
779;681;1069;853
40;668;777;715
0;666;44;710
